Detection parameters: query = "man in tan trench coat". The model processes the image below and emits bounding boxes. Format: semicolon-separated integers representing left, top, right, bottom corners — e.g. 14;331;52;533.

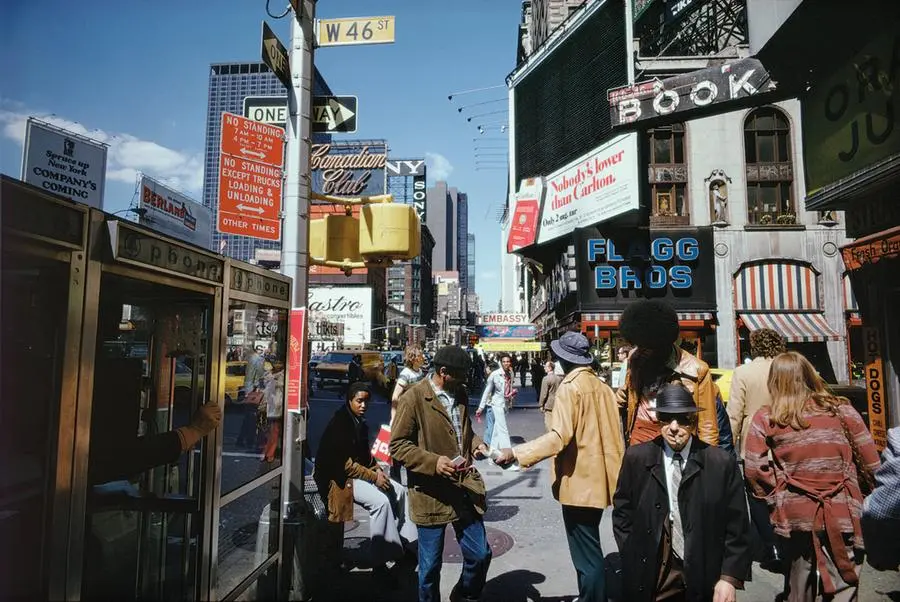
496;332;624;602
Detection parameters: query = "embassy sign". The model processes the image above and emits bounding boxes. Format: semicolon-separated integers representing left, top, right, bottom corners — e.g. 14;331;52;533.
608;58;776;128
574;226;715;310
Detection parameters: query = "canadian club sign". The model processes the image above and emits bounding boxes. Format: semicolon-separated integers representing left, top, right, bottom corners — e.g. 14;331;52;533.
311;143;387;196
608;58;776;128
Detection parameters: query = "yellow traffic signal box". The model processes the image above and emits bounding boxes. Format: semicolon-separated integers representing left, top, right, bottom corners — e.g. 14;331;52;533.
359;204;421;259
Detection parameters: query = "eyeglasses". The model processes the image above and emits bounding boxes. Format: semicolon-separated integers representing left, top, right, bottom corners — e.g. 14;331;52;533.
657;413;695;427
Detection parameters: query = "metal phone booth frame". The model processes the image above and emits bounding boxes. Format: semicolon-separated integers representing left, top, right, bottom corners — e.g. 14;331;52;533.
0;176;292;601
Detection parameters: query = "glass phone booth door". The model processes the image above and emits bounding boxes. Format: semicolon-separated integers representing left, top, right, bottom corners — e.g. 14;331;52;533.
81;271;215;601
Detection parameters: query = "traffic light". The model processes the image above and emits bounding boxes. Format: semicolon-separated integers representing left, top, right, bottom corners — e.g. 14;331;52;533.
308;213;362;265
308;192;422;275
360;204;421;260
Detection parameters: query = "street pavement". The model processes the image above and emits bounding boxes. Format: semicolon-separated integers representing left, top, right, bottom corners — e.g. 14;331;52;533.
302;380;900;602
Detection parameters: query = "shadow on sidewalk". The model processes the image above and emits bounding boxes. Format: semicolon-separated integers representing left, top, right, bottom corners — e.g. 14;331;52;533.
482;568;575;602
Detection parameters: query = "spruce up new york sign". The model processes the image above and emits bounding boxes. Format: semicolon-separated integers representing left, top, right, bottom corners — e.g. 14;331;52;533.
311;142;386;197
574;227;715;310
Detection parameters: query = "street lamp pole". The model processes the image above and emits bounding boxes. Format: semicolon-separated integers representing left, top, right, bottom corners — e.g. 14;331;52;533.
280;2;315;598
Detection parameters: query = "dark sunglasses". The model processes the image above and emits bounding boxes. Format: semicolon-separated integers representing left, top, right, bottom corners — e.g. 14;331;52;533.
657;413;695;427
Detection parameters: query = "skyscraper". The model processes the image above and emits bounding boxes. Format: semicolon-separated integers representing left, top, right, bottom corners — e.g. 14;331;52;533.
202;62;332;260
467;233;475;293
425;181;470;292
425;181;454;271
453;189;469;293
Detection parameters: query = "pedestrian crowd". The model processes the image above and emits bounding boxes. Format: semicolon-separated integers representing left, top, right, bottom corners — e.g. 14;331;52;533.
311;298;899;602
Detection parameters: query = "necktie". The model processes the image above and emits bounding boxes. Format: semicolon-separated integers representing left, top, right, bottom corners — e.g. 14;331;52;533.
671;452;685;558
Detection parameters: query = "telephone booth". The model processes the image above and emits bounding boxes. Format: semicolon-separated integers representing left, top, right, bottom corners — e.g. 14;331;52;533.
1;176;293;601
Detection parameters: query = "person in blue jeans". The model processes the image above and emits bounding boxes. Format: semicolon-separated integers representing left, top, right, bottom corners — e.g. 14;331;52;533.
476;353;515;449
390;346;492;602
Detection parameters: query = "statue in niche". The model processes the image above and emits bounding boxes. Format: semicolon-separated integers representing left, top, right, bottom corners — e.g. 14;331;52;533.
705;169;732;226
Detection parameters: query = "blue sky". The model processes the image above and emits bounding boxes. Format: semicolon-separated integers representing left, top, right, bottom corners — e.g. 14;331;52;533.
0;0;519;310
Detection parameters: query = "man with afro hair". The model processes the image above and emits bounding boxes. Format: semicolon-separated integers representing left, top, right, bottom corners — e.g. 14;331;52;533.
617;299;719;447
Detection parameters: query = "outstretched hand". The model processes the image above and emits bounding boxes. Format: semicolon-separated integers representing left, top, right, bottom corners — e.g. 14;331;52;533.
494;448;516;466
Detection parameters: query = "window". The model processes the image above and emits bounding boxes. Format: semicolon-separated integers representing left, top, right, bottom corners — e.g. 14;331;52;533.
744;108;796;225
651;183;688;217
647;124;688;219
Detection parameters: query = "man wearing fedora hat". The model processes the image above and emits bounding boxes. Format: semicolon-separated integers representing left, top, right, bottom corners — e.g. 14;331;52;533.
612;383;751;602
495;332;624;602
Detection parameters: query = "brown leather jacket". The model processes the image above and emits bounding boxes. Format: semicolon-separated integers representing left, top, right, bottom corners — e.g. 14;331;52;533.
619;347;719;446
515;367;625;509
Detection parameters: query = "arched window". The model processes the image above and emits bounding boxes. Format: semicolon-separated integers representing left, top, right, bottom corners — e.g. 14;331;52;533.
744;108;795;225
648;123;688;223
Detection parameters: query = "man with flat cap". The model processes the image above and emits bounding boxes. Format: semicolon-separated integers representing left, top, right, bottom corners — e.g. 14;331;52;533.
613;383;751;602
496;332;624;602
390;345;491;602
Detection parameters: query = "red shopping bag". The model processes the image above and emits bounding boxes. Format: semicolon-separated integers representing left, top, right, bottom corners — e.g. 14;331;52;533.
370;424;392;465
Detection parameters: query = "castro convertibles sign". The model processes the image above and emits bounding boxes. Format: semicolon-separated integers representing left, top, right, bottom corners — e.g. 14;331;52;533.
308;286;373;345
574;226;715;310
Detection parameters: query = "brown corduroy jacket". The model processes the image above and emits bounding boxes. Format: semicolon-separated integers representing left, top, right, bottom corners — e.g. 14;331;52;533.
390;377;486;526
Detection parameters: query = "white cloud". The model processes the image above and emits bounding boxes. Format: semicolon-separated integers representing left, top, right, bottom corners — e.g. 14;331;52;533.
0;107;203;193
425;151;454;181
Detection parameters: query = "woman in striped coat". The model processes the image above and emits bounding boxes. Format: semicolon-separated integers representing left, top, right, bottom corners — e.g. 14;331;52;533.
744;351;881;602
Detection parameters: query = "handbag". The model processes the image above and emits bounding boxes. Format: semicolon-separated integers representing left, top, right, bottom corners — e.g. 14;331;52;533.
836;411;876;495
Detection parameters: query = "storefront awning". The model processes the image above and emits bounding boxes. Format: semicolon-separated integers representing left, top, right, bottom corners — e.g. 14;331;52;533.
581;311;715;329
842;273;862;327
738;312;840;343
841;226;900;272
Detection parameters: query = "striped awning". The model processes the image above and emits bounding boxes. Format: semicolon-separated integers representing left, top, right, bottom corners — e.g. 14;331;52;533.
842;272;862;326
581;311;715;326
734;261;820;311
738;312;840;343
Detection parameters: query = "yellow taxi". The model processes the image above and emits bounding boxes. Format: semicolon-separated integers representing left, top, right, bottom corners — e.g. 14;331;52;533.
709;368;734;403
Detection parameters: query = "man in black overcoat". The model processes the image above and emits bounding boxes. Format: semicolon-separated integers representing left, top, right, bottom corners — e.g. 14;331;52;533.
612;383;751;602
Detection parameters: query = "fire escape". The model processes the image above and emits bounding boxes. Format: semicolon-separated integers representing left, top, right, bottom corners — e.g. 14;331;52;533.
635;0;749;58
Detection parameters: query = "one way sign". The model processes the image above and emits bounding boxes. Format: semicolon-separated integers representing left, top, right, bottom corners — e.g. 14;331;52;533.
313;95;358;133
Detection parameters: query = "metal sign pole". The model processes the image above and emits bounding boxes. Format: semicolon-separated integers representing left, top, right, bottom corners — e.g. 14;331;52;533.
280;1;315;599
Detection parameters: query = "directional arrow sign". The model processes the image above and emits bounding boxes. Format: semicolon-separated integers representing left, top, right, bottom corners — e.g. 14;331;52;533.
312;95;358;133
261;21;291;89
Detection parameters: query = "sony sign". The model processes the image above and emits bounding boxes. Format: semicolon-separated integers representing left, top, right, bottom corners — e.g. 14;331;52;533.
386;158;428;221
608;58;776;127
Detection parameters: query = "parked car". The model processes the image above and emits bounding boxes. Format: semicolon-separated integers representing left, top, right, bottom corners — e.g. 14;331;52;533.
313;350;386;389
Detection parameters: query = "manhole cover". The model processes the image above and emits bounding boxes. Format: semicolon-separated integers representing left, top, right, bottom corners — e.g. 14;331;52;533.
442;525;514;563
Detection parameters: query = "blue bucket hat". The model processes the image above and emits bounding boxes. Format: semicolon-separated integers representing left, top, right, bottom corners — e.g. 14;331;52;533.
550;332;593;366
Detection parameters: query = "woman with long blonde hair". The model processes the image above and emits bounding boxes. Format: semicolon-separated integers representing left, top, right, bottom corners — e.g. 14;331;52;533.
390;345;426;425
744;351;880;601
